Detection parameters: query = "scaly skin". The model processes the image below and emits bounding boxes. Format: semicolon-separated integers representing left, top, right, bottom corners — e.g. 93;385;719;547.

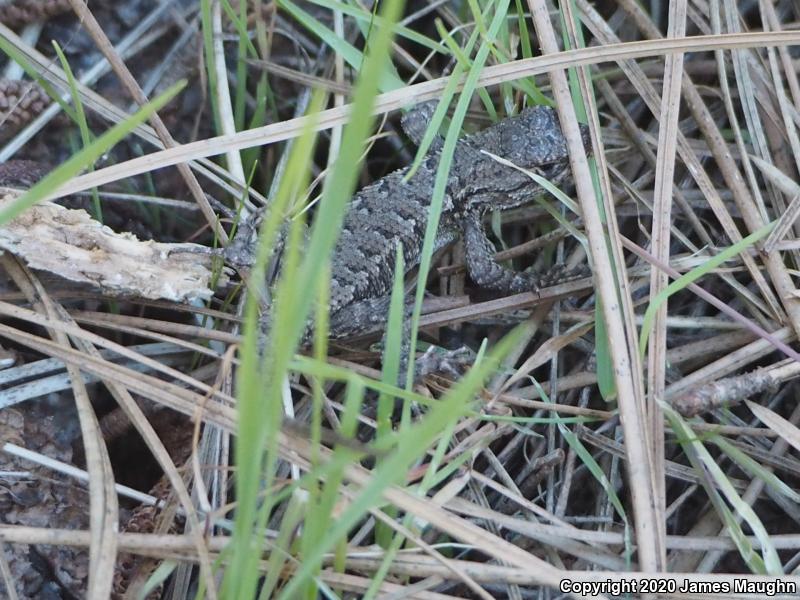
324;104;588;338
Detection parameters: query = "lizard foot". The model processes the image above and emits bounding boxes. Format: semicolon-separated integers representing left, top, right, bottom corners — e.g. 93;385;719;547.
532;263;591;289
506;263;590;296
416;345;477;380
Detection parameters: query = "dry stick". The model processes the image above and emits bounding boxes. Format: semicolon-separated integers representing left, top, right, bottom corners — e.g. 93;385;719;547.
645;0;687;571
528;0;661;576
670;327;796;408
66;0;228;243
41;30;800;203
669;366;785;417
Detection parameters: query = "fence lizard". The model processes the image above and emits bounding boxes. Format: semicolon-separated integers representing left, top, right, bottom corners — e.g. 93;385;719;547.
232;102;588;343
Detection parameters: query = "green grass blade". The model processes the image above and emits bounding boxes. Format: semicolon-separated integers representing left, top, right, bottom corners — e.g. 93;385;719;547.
308;0;447;53
278;0;405;91
52;41;103;223
375;246;405;548
274;0;406;361
0;38;78;124
227;0;405;589
0;81;185;225
664;403;782;574
406;0;511;388
223;94;323;599
639;221;775;355
594;300;616;401
712;436;800;504
277;326;527;599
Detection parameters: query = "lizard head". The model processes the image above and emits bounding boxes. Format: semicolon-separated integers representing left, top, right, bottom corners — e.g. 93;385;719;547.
499;105;591;163
463;105;591;212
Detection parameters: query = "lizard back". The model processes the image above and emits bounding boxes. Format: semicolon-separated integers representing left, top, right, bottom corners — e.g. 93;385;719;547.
327;105;581;315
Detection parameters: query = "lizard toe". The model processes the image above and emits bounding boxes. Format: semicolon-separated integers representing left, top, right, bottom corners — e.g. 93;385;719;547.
416;345;477;380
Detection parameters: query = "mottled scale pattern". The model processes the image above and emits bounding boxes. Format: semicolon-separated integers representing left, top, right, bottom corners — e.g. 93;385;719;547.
231;104;586;344
330;158;446;314
326;105;585;323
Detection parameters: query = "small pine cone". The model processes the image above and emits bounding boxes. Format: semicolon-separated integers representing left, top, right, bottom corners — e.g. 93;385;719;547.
112;478;184;600
0;0;73;28
0;79;50;139
113;417;192;600
0;408;90;598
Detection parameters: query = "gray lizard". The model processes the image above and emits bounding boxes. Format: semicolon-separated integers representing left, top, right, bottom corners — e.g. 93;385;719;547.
223;101;589;369
0;103;589;349
317;102;589;340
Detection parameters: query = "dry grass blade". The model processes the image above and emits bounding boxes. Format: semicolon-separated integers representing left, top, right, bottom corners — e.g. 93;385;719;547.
4;0;800;596
65;0;227;244
529;0;660;575
35;31;800;202
644;0;688;570
1;255;119;597
746;400;800;454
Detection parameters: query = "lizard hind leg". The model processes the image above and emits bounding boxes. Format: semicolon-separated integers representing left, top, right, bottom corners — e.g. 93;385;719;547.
328;294;411;385
462;211;587;294
329;295;477;386
416;345;477;380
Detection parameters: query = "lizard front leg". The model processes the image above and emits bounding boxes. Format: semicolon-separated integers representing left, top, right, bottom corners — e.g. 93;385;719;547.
462;211;577;294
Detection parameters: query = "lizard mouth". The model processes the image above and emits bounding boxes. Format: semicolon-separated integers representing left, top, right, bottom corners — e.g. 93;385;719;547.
533;161;571;185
